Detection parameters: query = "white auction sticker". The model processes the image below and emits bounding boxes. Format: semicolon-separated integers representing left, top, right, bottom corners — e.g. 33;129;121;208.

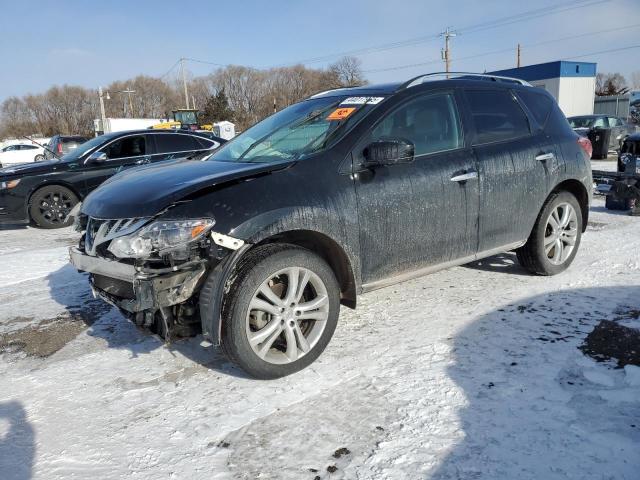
340;96;385;105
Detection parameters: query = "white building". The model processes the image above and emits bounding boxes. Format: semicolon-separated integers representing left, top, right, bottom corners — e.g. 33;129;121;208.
490;61;597;117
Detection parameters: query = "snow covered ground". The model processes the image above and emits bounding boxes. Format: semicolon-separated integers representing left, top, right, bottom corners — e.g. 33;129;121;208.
1;160;639;479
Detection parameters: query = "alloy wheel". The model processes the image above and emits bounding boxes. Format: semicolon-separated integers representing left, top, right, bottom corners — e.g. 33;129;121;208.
245;266;329;365
38;190;74;225
544;202;578;265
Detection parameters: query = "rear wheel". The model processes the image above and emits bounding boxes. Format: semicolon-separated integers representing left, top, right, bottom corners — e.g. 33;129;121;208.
516;191;582;275
220;244;340;379
34;154;45;162
29;185;78;229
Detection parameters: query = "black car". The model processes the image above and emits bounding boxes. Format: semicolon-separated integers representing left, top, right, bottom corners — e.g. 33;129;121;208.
43;135;91;160
568;114;635;159
70;73;593;379
0;130;224;228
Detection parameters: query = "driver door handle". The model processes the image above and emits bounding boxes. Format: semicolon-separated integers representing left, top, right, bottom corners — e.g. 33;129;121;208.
536;152;555;162
450;170;478;182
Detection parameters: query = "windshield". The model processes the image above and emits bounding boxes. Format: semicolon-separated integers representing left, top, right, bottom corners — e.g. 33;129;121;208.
59;135;105;161
175;110;198;125
209;95;383;163
568;116;598;128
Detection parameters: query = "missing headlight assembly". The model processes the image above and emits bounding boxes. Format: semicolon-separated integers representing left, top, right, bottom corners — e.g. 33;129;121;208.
69;212;242;340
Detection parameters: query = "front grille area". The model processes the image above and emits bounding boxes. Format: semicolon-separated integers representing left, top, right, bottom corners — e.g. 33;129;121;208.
92;274;135;299
85;217;149;256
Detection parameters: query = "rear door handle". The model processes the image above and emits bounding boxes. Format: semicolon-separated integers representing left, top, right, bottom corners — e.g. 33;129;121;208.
450;171;478;182
536;152;555;162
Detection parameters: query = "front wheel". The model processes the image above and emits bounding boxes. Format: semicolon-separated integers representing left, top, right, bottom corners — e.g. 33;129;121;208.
516;191;583;275
29;185;79;228
220;244;340;379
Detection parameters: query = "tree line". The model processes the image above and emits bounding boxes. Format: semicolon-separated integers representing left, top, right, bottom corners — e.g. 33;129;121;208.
0;56;366;139
595;71;640;96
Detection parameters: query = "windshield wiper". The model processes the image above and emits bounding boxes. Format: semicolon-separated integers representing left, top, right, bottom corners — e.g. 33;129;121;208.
20;135;59;159
238;104;339;162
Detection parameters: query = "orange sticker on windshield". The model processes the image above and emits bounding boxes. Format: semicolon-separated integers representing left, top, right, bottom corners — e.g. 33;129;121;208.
326;107;356;121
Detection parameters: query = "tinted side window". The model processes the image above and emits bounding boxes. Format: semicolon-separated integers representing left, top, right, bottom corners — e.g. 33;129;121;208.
104;135;146;159
370;93;463;157
516;89;553;128
154;134;198;154
466;90;531;144
193;136;216;149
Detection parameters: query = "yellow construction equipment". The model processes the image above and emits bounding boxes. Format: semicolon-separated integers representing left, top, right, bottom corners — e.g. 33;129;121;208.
152;109;212;131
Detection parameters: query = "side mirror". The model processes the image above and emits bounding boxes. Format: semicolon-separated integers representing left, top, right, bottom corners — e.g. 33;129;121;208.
363;139;415;167
85;151;107;165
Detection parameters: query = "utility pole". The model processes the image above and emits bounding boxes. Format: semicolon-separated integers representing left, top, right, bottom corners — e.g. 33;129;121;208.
181;57;190;109
517;43;521;68
118;88;135;118
440;27;457;75
273;98;277;113
122;86;135;117
98;87;107;134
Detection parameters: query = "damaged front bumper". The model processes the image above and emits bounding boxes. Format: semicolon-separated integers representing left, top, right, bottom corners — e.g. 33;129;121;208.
69;247;207;313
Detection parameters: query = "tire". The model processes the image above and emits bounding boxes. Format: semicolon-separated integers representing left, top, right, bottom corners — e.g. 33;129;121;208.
34;154;45;162
516;191;583;276
29;185;79;229
219;244;340;379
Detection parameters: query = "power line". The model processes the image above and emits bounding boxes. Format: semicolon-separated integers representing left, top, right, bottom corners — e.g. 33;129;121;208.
182;57;228;67
561;44;640;60
363;23;640;73
272;0;607;67
156;0;613;78
159;59;181;79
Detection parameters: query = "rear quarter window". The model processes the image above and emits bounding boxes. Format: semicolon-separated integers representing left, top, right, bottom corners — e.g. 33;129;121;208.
154;134;199;153
516;89;553;128
465;89;531;144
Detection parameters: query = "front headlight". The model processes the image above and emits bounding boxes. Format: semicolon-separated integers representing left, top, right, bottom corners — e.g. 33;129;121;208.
108;218;214;259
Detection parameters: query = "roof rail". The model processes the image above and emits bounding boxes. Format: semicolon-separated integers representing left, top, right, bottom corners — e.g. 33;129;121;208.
398;72;532;90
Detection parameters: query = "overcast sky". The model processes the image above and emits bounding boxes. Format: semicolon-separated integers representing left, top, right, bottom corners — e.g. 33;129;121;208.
0;0;638;101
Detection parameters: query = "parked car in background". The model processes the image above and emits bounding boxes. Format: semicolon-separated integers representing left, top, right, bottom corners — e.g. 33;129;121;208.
69;73;593;379
0;143;46;167
568;114;635;159
0;130;224;228
43;135;90;160
617;132;640;172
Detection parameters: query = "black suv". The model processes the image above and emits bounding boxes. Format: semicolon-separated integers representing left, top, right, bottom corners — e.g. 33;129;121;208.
0;130;224;228
43;135;91;160
70;73;592;378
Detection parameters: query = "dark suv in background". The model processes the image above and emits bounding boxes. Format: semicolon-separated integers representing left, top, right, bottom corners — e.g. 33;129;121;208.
0;130;224;228
70;73;592;379
44;135;90;160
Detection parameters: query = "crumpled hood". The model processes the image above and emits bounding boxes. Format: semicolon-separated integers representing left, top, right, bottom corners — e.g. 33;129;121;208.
81;158;286;219
0;159;61;178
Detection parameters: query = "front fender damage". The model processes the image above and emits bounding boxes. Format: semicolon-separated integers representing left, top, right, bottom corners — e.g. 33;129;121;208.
199;242;251;345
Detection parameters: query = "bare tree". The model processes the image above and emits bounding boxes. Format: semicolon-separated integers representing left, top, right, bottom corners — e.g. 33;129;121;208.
104;76;179;119
0;59;370;137
595;72;630;96
0;85;97;138
327;56;367;88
